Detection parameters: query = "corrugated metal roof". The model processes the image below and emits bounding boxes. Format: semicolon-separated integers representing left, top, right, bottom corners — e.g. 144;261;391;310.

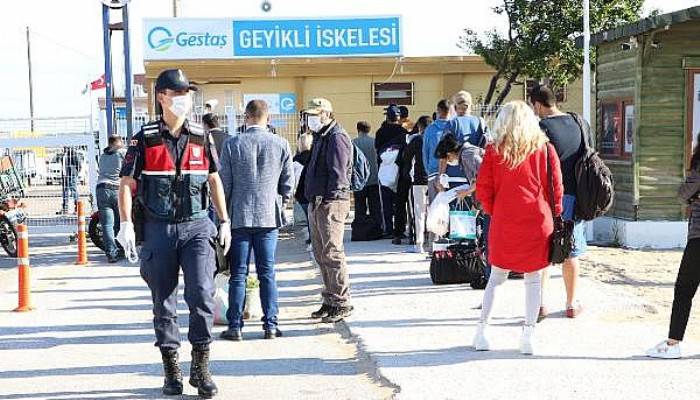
577;6;700;48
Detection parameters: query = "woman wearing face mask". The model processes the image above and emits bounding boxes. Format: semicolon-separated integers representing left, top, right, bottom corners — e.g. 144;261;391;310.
434;134;483;201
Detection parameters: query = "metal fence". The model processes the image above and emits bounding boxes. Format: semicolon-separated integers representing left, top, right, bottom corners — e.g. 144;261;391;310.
0;116;97;228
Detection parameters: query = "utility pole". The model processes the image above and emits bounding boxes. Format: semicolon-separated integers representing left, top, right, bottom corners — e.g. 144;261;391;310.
173;0;180;17
583;0;591;124
26;27;35;132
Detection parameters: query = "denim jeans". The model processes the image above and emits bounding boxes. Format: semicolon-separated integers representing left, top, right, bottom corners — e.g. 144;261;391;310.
96;186;120;258
62;177;79;211
562;194;587;257
227;227;279;331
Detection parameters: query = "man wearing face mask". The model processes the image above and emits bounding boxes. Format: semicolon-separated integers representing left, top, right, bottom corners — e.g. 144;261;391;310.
118;69;231;399
303;98;354;323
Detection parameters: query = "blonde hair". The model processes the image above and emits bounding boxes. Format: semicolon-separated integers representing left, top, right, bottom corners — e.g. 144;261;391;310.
453;90;473;107
298;133;313;152
492;100;548;169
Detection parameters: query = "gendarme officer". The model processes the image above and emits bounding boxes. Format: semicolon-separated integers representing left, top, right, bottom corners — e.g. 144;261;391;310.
117;69;231;399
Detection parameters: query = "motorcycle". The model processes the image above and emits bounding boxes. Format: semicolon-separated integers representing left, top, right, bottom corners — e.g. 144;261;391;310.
0;199;27;257
0;155;27;257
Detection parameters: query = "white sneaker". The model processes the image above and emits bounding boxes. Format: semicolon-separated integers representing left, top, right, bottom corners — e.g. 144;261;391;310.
306;243;313;252
520;326;535;355
472;323;490;351
646;340;681;359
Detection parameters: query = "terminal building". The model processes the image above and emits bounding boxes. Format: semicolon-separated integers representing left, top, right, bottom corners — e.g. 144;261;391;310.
140;16;585;138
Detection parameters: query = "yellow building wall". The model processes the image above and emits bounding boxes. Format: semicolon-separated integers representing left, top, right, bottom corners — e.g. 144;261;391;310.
191;68;588;141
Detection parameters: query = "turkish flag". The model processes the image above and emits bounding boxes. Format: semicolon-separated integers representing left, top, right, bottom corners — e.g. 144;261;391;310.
90;74;106;91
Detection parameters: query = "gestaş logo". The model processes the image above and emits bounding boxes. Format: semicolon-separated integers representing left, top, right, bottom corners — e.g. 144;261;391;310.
148;27;174;52
148;26;227;52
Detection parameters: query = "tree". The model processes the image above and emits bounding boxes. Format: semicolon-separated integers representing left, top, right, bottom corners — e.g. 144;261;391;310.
459;0;644;109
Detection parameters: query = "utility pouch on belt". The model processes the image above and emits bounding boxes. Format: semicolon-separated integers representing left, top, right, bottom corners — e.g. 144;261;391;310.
133;199;145;244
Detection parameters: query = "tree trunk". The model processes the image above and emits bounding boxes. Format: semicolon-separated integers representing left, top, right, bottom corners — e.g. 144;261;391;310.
482;70;502;110
494;70;520;107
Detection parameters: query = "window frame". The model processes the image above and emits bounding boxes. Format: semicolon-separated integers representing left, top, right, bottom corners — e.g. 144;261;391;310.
372;82;414;106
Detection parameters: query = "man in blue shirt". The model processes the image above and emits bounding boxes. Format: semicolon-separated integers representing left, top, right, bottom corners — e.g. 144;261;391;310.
422;99;451;202
446;91;484;147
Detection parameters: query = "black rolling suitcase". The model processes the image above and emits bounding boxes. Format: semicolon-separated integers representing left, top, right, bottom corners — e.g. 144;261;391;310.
430;241;488;289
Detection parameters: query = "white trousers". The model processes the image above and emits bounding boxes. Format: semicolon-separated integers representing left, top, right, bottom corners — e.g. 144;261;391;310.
480;266;543;326
410;185;428;245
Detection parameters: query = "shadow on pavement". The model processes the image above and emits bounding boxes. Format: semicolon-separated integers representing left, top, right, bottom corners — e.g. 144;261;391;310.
0;357;362;380
0;387;184;400
369;347;700;368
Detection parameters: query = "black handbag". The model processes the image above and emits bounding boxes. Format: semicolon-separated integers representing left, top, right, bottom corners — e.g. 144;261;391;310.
545;145;574;264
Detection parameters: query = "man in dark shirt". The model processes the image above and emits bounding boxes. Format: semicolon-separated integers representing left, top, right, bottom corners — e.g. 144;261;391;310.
530;85;589;321
374;104;409;241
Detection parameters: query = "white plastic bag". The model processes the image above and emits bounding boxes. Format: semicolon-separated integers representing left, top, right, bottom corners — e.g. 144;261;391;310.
426;191;456;236
213;273;229;325
378;148;400;192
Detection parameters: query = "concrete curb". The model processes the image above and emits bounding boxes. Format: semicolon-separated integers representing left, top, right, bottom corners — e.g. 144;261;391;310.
305;248;401;399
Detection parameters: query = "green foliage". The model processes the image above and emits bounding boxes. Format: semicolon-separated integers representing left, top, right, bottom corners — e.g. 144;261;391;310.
459;0;644;107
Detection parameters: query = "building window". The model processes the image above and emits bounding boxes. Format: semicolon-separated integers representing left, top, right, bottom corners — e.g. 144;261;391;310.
599;99;633;159
373;82;414;106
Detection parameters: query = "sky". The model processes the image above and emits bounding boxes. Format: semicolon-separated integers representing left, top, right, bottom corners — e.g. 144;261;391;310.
0;0;697;118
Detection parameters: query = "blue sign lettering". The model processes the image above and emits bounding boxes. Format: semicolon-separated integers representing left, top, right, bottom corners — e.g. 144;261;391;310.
233;17;401;58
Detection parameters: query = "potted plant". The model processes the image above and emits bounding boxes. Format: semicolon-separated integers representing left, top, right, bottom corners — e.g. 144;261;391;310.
243;275;262;320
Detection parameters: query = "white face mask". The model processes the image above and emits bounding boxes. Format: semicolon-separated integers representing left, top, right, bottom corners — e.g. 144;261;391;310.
168;94;192;118
447;159;459;166
307;115;323;132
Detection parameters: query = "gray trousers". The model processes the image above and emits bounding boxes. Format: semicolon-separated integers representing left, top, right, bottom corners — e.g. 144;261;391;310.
309;198;351;306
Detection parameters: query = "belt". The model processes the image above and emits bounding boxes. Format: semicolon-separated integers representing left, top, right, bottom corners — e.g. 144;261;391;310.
96;183;120;190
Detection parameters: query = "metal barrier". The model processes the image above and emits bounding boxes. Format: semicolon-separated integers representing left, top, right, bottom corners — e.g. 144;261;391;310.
0;116;98;230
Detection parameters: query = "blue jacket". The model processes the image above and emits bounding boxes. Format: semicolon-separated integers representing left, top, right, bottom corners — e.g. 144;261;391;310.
447;115;483;146
422;119;450;177
219;126;294;229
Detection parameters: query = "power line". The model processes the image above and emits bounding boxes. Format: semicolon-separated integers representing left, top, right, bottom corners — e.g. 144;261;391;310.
30;28;102;63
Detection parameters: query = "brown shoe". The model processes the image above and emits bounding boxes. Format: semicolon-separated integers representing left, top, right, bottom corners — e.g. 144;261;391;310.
566;304;584;318
537;306;548;323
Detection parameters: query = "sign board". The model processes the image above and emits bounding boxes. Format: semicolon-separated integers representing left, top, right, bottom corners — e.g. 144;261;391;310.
144;17;401;60
243;93;296;114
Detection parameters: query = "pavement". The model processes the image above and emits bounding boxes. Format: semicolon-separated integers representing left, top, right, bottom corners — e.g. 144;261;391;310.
1;225;700;400
0;230;392;400
338;237;700;400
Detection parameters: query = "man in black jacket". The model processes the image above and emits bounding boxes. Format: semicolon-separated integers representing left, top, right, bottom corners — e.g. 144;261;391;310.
375;104;408;240
303;98;354;324
403;116;431;253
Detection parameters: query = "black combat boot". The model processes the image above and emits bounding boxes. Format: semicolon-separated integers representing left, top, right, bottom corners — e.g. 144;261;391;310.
160;348;183;396
189;345;218;398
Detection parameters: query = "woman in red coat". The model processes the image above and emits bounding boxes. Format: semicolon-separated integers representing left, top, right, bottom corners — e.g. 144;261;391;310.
473;100;563;355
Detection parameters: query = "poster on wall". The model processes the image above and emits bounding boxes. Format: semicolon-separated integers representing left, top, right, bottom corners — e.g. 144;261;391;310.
601;103;621;156
624;104;634;154
693;73;700;150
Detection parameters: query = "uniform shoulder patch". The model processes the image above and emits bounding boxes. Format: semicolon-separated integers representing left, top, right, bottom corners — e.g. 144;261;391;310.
187;121;204;136
141;121;160;136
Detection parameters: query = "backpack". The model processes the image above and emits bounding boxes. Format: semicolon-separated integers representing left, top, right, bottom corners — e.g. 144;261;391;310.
350;141;371;192
351;214;383;241
568;112;615;221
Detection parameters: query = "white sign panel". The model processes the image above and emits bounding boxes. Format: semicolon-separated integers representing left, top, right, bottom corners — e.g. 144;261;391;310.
143;17;401;60
242;93;297;114
144;19;233;60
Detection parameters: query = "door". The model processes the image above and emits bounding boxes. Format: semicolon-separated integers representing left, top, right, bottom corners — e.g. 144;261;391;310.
687;70;700;166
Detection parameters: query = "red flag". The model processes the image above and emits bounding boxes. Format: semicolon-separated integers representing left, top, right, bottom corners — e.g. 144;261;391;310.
90;74;106;91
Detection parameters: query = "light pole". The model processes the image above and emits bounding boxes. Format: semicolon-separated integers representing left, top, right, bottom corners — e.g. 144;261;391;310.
583;0;591;124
